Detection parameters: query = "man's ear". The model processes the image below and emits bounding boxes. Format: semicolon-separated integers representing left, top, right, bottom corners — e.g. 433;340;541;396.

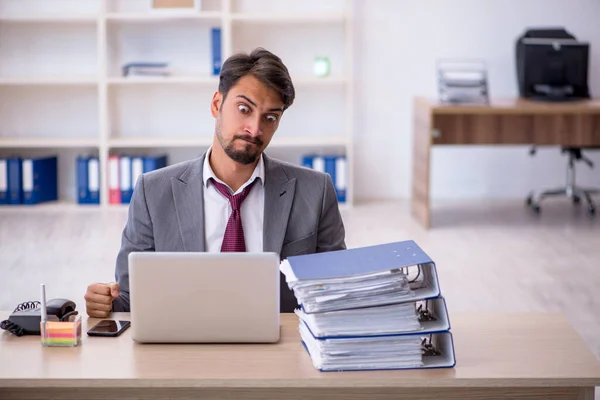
211;91;222;118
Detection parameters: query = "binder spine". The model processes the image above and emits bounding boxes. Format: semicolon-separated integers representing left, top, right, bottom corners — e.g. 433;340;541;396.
211;27;222;76
7;158;22;205
335;156;347;203
0;159;8;204
22;159;35;204
108;156;121;205
88;158;100;204
120;156;132;204
76;157;90;204
131;157;144;191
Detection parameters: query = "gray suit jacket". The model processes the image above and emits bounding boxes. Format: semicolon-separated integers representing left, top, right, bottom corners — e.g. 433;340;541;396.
112;152;346;313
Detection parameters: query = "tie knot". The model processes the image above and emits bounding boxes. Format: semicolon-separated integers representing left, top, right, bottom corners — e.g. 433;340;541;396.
210;178;257;211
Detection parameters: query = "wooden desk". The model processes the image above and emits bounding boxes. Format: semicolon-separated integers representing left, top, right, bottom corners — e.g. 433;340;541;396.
1;312;600;400
412;97;600;228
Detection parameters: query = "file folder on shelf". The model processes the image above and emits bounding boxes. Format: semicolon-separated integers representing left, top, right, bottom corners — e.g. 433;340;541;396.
108;155;121;205
7;158;22;204
22;156;58;205
120;156;133;204
0;159;7;204
76;156;100;205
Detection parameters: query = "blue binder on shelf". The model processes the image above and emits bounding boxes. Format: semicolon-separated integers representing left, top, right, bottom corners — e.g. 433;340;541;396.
120;156;133;204
334;156;347;203
22;156;58;205
302;154;347;203
143;155;168;173
76;156;100;205
6;158;22;205
211;27;222;76
0;159;7;204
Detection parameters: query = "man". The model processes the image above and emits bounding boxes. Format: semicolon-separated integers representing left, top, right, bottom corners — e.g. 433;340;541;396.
85;48;346;317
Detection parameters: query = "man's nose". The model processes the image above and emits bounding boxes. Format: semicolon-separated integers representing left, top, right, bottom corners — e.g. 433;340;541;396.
245;115;263;136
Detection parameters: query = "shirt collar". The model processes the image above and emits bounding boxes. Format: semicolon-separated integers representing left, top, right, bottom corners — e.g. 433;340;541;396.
203;146;265;194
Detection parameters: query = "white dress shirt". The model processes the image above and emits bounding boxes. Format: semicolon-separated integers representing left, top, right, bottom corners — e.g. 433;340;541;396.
202;147;265;252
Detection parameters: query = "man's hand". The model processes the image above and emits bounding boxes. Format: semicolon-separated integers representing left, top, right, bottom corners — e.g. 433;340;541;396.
85;282;120;318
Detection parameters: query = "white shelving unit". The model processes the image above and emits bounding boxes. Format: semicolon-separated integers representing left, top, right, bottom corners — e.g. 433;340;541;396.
0;0;354;209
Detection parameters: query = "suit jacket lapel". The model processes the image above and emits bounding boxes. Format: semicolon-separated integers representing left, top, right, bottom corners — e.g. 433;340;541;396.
171;154;206;252
263;154;296;256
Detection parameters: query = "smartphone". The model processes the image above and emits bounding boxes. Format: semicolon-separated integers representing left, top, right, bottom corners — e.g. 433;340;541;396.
87;320;131;337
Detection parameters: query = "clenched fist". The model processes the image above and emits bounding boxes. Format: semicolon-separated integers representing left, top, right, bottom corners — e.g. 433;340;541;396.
85;282;120;318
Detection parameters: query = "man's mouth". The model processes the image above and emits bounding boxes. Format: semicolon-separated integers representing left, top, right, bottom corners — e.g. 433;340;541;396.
237;136;262;146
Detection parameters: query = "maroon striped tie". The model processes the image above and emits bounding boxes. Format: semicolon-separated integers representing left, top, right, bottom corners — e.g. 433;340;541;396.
210;178;257;252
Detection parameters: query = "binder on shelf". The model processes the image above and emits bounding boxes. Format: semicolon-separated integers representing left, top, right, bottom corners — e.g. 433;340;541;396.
131;157;144;190
0;159;7;204
120;156;133;204
88;158;100;204
22;156;58;205
108;155;121;205
76;156;100;205
76;156;89;204
211;27;221;76
7;158;22;205
143;155;168;173
334;156;347;203
302;154;346;203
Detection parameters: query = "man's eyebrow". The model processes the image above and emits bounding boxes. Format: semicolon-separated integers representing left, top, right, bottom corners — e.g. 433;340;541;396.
236;94;257;107
236;94;284;113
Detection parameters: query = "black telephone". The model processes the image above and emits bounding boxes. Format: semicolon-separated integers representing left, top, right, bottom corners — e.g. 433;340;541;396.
0;299;77;336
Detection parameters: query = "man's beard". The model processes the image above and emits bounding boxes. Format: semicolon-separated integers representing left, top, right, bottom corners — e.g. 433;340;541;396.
216;127;264;165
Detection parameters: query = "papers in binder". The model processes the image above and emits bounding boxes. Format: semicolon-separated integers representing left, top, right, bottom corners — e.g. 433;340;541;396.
296;297;450;338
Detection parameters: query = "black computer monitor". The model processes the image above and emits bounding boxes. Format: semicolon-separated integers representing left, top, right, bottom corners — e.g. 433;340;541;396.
518;38;590;101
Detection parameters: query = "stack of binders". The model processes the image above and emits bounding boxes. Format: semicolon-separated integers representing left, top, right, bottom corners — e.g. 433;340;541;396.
280;240;456;371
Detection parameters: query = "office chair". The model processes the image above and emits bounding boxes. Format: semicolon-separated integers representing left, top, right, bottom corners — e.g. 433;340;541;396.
526;146;599;216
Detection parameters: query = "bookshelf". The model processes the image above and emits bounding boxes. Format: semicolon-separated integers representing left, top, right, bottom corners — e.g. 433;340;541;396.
0;0;354;210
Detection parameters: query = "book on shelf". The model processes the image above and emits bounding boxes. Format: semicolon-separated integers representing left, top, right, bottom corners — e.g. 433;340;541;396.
280;240;456;371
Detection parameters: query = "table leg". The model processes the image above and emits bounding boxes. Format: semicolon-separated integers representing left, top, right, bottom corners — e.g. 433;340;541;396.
411;103;432;229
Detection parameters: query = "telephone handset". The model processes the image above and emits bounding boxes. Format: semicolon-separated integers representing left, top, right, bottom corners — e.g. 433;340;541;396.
0;298;78;336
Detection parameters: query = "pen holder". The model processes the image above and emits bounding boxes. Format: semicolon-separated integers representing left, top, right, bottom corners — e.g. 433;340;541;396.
41;315;82;347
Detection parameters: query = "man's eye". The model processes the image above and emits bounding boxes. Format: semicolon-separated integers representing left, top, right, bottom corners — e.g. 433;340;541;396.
238;104;250;114
265;114;278;123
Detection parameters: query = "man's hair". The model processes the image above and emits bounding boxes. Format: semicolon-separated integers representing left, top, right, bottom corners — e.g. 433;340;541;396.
218;48;295;110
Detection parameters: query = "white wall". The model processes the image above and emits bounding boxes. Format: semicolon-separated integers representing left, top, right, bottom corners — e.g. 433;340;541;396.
353;0;600;200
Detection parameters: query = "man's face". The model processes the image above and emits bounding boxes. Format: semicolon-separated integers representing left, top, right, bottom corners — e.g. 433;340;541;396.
211;74;285;165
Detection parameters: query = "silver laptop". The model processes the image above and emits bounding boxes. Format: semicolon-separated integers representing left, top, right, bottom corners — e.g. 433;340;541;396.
128;252;281;343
